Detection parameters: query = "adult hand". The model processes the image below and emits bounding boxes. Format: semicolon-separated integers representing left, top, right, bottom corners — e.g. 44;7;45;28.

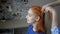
41;5;50;12
41;5;54;13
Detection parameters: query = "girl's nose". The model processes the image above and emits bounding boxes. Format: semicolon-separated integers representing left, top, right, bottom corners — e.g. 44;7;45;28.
26;15;28;18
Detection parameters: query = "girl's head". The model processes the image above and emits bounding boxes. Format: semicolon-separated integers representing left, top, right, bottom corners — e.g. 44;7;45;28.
26;6;46;33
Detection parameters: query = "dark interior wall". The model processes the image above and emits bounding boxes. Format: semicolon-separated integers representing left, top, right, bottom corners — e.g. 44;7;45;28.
14;27;28;34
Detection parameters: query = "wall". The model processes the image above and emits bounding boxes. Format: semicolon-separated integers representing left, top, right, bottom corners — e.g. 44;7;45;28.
0;0;29;29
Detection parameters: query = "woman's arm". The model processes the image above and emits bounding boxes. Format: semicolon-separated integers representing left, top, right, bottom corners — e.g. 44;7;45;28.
45;1;60;7
41;1;60;11
44;6;58;27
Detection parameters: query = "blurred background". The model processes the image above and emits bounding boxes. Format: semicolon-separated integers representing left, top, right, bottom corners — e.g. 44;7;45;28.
0;0;60;34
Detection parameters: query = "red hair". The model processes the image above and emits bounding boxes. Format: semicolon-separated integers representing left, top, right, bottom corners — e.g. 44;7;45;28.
30;6;46;34
30;6;51;34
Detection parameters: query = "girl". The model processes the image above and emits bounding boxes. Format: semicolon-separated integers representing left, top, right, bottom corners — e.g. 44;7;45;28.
26;6;46;34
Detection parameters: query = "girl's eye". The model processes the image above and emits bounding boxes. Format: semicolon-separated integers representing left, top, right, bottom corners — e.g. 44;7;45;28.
28;14;31;17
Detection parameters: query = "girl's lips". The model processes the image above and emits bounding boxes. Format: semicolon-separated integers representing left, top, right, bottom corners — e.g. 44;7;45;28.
27;19;29;21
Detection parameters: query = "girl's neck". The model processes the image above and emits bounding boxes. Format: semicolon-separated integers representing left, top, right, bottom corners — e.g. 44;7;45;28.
32;23;37;31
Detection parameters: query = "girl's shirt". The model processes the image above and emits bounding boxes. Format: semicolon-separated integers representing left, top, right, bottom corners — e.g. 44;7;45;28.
27;24;44;34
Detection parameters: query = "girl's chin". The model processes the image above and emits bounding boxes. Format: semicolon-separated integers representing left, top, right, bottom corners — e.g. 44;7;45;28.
27;21;31;24
27;22;30;24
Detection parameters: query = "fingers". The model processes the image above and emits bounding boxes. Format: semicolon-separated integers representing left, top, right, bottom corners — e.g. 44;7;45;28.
41;5;49;13
42;5;52;13
41;6;45;12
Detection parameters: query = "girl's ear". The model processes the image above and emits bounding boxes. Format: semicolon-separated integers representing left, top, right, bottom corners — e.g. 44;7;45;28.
35;16;40;21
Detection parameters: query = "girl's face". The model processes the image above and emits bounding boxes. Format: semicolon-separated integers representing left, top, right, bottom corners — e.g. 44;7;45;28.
26;9;36;24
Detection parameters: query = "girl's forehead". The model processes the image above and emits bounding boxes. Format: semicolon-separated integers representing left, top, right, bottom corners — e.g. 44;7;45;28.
28;9;34;14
